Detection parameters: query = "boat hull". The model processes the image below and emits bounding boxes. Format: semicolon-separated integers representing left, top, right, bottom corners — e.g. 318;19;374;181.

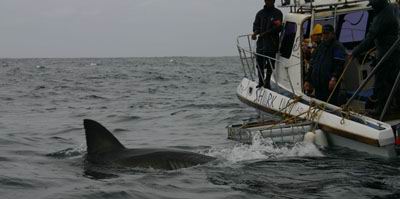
236;78;397;157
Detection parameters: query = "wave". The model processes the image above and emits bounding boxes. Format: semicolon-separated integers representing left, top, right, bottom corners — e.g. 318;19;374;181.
0;156;10;162
206;134;324;163
0;96;15;101
80;94;109;100
46;145;86;159
0;177;46;189
50;127;83;136
179;103;240;110
110;115;142;123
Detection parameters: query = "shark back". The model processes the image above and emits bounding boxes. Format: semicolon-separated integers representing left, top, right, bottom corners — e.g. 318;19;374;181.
117;148;216;170
83;119;126;156
82;119;215;170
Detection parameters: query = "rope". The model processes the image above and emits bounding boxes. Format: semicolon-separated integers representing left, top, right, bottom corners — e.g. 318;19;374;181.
268;56;359;129
271;95;303;119
328;47;377;122
362;48;376;66
245;43;376;132
326;56;354;104
340;107;352;125
268;98;324;131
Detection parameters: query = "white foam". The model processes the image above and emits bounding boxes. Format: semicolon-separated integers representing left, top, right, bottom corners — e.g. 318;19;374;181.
207;133;324;163
65;144;86;157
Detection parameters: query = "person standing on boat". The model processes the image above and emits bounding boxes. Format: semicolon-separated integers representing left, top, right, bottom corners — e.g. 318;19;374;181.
251;0;283;89
302;24;323;95
304;24;347;105
350;0;400;115
302;24;323;64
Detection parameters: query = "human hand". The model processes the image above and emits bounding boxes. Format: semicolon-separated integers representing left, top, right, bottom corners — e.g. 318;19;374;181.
303;81;313;94
348;52;353;60
251;33;257;40
301;43;309;52
328;78;337;91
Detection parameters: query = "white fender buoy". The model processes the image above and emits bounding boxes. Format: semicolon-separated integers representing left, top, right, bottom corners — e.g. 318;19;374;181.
314;129;329;148
304;131;315;143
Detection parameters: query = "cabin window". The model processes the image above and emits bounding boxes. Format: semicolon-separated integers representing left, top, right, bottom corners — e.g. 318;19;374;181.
338;11;369;49
302;19;311;39
280;22;297;59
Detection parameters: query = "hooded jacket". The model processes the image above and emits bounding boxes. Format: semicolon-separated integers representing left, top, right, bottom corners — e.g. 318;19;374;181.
253;5;283;53
306;38;347;101
353;0;400;59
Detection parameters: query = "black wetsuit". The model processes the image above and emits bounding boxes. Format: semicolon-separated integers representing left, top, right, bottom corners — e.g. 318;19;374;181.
253;5;283;88
352;0;400;113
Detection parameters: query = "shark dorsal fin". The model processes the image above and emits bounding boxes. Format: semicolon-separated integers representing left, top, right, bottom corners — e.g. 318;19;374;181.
83;119;126;155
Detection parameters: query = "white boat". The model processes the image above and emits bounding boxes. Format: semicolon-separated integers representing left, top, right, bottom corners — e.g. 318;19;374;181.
234;0;400;157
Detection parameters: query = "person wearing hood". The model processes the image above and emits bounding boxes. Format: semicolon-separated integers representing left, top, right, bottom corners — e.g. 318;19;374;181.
351;0;400;116
304;24;347;105
251;0;283;89
302;24;323;65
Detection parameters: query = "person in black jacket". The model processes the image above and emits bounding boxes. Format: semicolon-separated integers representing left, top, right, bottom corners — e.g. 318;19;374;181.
304;24;347;105
251;0;283;89
351;0;400;115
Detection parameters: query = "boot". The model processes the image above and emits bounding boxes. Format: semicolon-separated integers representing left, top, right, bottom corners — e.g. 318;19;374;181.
264;73;272;89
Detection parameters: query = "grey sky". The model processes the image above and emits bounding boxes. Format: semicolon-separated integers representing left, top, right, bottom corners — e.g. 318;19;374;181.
0;0;266;58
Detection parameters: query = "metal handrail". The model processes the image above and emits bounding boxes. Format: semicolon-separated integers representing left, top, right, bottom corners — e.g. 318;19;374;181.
237;35;299;67
236;34;301;93
280;0;370;13
380;68;400;120
344;37;400;111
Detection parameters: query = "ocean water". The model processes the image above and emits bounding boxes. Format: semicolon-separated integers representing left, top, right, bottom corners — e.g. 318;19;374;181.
0;57;399;199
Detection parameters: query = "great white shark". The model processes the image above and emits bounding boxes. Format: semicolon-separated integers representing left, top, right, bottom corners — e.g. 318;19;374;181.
83;119;216;170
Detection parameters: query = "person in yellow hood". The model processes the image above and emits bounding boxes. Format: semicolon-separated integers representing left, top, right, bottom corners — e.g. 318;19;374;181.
302;24;323;59
302;23;323;95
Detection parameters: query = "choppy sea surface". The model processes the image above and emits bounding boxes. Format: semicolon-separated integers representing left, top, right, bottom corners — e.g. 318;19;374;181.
0;57;400;199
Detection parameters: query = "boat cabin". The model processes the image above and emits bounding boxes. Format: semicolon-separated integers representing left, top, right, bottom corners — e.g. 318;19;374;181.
234;0;400;157
237;0;399;121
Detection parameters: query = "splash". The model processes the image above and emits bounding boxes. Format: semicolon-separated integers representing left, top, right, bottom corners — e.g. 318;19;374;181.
46;144;86;159
207;133;324;163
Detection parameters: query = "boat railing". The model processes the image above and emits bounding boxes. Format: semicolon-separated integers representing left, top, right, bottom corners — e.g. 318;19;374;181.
280;0;370;14
236;34;257;81
344;37;400;120
237;31;400;121
236;34;299;93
